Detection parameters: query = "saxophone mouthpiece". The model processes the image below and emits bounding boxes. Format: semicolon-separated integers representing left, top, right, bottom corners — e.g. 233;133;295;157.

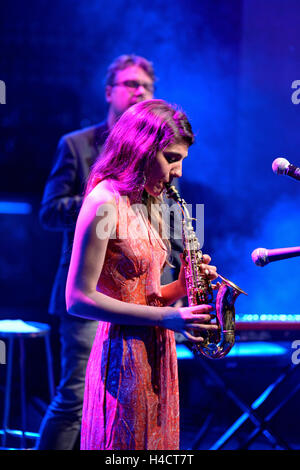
164;183;181;202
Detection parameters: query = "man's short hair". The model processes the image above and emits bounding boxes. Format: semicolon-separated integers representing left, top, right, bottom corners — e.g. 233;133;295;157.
105;54;156;87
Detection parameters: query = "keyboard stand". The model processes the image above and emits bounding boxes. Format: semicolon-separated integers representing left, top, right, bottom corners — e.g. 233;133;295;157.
191;357;299;450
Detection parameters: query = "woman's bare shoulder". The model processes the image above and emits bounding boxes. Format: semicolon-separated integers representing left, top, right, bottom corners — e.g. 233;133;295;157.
88;179;117;204
79;180;118;226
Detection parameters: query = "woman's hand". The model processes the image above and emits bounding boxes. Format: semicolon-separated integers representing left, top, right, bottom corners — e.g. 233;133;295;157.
177;253;219;296
161;304;218;342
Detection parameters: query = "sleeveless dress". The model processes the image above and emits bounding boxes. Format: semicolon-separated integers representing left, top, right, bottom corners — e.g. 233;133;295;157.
80;193;180;450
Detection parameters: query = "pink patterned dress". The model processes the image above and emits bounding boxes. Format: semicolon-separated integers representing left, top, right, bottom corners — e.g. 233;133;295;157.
80;194;180;450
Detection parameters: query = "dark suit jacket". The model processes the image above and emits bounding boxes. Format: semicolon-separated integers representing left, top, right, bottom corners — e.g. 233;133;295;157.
40;121;183;315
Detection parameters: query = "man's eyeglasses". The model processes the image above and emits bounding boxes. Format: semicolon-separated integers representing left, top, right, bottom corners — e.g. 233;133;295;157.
112;80;154;94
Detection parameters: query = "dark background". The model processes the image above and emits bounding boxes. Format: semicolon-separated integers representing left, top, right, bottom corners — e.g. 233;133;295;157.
0;0;300;450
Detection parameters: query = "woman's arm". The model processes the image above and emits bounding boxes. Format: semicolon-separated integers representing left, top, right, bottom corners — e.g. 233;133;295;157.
66;184;217;340
66;183;170;325
160;254;218;306
160;280;186;306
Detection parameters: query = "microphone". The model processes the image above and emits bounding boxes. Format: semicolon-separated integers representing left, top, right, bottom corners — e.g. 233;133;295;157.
272;158;300;181
251;246;300;267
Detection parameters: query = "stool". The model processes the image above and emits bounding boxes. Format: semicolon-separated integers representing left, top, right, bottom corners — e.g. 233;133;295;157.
0;320;55;449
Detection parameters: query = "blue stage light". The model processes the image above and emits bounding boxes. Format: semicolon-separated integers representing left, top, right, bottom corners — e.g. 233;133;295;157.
227;341;287;357
0;201;32;214
176;344;194;359
236;313;300;322
176;341;287;359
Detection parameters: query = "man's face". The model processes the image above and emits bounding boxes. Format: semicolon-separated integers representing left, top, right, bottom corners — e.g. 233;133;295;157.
106;65;154;118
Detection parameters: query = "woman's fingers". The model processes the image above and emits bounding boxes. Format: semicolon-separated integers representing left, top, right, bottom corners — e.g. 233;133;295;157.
202;254;211;264
183;322;219;343
185;304;214;315
184;313;215;323
200;264;218;280
179;305;215;322
200;253;218;280
177;299;219;342
179;252;218;280
211;282;221;290
185;323;218;330
182;330;204;342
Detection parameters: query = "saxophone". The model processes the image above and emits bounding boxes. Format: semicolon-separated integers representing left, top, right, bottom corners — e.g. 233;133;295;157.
164;183;247;359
